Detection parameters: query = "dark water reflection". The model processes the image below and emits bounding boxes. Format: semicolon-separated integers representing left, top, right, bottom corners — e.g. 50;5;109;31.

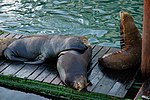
0;87;48;100
0;0;143;47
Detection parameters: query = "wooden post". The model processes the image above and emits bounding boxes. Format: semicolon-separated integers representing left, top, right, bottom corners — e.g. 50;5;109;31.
141;0;150;79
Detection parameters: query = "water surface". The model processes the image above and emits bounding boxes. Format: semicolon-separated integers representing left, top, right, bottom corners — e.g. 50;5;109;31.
0;87;48;100
0;0;143;48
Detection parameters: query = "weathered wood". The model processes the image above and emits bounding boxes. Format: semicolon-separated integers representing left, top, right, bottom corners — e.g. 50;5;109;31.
0;33;10;38
28;65;47;80
35;67;51;81
115;68;139;97
141;0;150;79
1;62;25;75
0;61;12;72
43;73;57;83
51;76;61;85
88;46;110;75
15;64;40;78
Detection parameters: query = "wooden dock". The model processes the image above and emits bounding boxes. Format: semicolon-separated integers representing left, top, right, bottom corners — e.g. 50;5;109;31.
0;33;140;98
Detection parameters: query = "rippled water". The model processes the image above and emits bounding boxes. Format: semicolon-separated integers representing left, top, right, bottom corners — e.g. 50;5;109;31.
0;0;143;47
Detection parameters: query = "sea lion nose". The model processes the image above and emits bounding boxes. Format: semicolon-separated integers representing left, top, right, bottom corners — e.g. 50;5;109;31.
120;11;123;18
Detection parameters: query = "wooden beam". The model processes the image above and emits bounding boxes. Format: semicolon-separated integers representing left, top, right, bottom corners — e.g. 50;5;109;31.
141;0;150;79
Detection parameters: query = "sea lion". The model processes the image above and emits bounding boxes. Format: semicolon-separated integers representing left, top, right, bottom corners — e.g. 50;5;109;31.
99;12;142;70
57;46;92;91
4;35;88;64
0;38;17;56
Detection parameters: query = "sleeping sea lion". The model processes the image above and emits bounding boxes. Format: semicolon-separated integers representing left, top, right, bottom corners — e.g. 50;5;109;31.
4;35;87;64
57;46;92;91
99;12;142;70
0;38;17;56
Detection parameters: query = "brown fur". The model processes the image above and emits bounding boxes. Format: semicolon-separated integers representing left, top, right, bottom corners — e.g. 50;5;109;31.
0;38;17;56
141;0;150;79
99;12;142;70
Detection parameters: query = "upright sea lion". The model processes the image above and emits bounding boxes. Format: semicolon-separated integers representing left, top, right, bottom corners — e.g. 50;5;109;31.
4;35;88;64
0;38;17;56
99;12;142;70
57;46;92;91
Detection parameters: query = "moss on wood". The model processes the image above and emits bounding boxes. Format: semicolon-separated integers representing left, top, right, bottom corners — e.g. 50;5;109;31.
0;30;6;34
0;75;118;100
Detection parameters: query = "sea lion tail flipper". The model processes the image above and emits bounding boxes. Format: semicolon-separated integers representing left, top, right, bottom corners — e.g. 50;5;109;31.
24;55;45;64
4;49;28;62
24;59;44;64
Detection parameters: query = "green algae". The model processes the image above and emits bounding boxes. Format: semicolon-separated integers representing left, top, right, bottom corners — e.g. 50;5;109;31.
0;75;117;100
0;30;5;34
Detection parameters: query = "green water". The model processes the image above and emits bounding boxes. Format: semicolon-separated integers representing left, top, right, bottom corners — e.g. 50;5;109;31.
0;0;143;48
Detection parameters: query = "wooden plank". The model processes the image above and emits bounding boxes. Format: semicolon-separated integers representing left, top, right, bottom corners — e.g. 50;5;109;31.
0;61;12;73
91;45;103;59
87;64;104;91
35;67;51;81
14;34;23;39
92;75;116;93
115;68;139;97
107;69;131;96
88;46;110;75
88;48;120;92
51;76;61;85
108;82;122;96
91;46;110;64
91;67;126;95
27;65;46;80
0;60;5;65
0;62;25;75
6;33;16;38
15;64;40;78
0;33;10;38
43;73;57;83
59;82;65;86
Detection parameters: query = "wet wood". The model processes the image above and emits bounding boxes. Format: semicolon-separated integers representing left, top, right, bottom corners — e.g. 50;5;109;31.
0;33;140;98
141;0;150;79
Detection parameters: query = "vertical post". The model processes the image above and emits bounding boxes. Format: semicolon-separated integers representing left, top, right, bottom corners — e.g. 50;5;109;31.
141;0;150;79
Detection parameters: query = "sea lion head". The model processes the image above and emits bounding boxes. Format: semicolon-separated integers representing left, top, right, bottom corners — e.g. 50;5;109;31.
120;11;136;37
120;11;141;48
0;38;17;56
78;36;91;46
64;37;88;51
73;75;89;91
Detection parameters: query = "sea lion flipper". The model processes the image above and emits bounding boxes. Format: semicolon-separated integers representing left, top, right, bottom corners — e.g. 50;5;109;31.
4;49;28;62
24;59;44;64
24;55;45;64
